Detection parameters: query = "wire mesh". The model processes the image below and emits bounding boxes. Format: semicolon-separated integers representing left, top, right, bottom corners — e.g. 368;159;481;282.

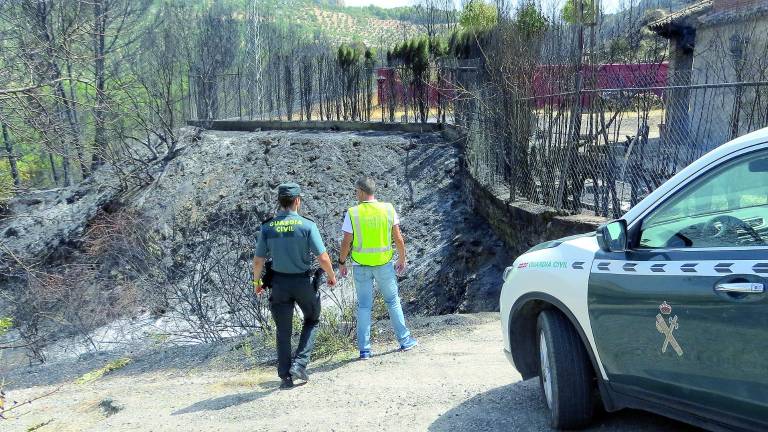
185;54;768;219
457;74;768;217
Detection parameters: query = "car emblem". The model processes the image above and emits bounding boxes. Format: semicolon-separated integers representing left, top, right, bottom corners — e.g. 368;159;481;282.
659;301;672;315
655;302;683;356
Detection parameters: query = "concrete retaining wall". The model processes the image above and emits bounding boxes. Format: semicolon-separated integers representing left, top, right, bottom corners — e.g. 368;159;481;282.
187;119;445;134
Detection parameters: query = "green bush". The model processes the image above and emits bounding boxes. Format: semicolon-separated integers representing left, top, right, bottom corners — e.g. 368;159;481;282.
460;0;497;31
259;304;356;360
0;317;12;336
516;3;548;38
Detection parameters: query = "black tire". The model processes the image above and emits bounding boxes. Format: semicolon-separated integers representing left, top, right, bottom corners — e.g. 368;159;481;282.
536;309;595;429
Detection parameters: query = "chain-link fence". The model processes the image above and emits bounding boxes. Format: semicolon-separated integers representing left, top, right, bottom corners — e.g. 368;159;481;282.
458;74;768;218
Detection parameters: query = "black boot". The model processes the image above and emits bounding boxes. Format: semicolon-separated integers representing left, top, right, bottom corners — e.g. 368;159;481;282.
290;363;309;381
279;376;294;390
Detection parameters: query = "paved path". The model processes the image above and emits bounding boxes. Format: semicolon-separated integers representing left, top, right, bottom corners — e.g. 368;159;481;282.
4;313;700;431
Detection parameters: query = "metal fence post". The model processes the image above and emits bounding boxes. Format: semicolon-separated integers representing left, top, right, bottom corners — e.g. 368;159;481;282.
237;67;243;120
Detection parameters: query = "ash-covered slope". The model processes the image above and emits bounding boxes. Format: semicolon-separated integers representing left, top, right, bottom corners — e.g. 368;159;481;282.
0;128;510;316
0;172;120;271
131;128;509;313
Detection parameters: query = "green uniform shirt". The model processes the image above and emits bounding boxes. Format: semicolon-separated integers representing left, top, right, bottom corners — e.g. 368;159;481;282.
255;211;326;274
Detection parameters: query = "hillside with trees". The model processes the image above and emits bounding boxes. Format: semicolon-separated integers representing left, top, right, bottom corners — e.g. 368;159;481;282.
0;0;458;198
239;0;429;45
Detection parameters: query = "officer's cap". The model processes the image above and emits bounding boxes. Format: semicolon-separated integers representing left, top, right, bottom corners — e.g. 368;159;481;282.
277;182;304;198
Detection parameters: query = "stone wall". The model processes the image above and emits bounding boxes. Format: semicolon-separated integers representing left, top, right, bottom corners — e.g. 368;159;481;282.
713;0;763;12
462;173;605;257
441;125;606;257
689;16;768;150
187;119;445;134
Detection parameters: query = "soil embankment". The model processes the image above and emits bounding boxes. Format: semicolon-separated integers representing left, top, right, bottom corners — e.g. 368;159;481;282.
130;128;511;313
0;128;510;375
2;129;509;315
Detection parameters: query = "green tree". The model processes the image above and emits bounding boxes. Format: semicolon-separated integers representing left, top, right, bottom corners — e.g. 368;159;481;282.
459;0;497;31
337;43;364;120
561;0;596;25
364;47;377;121
516;3;547;38
607;37;631;61
429;36;448;58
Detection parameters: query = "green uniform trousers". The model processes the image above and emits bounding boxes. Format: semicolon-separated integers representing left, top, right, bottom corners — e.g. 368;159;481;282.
269;272;321;379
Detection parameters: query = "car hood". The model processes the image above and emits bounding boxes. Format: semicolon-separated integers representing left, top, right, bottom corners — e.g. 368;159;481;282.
525;232;596;254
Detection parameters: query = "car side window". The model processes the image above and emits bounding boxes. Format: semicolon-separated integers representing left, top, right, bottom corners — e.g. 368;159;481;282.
639;150;768;249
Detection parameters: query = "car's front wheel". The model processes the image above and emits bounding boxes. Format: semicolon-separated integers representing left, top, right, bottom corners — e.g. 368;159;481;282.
537;309;595;429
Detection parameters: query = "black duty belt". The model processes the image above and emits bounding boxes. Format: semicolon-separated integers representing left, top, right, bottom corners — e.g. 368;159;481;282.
268;268;325;292
272;270;312;278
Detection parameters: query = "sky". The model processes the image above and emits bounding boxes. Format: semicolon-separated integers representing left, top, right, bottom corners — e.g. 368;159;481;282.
342;0;623;14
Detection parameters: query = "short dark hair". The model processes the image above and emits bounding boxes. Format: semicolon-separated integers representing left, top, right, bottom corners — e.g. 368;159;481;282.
279;195;298;209
356;177;376;195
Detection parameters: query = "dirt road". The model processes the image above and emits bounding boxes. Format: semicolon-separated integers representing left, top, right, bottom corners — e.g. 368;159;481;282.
4;313;699;432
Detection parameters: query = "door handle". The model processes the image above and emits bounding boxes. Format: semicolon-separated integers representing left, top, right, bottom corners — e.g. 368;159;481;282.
715;282;764;293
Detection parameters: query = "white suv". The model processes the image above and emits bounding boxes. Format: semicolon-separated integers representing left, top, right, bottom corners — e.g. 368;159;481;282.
500;128;768;431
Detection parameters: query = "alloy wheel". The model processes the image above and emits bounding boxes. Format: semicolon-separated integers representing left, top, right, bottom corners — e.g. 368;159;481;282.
540;330;553;409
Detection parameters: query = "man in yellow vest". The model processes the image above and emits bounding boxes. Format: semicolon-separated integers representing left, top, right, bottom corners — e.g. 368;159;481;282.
338;177;417;360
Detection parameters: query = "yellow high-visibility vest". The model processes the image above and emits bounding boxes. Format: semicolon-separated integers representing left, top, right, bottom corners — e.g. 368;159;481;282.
349;201;396;266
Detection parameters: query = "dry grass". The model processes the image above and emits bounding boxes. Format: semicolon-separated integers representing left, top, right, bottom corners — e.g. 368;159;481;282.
208;369;276;392
75;358;131;385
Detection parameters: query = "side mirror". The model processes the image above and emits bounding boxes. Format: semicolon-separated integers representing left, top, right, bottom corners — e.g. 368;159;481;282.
596;220;628;252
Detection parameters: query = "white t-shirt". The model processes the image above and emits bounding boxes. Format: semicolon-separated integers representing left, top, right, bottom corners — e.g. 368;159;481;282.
341;200;400;234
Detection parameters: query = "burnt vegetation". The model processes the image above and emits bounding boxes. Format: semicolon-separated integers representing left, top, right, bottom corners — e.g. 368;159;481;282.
3;0;767;374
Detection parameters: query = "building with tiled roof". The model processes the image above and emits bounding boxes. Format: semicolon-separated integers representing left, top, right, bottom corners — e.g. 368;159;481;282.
648;0;768;150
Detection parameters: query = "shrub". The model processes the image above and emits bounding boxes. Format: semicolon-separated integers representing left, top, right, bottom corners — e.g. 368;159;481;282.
0;317;11;337
460;0;498;31
312;308;356;359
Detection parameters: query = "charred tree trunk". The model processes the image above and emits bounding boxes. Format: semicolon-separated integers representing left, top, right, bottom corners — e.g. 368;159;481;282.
65;59;89;178
284;61;294;121
48;153;60;185
92;0;108;170
2;123;21;189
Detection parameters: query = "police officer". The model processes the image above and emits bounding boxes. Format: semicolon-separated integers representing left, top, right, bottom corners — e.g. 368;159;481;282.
253;182;337;389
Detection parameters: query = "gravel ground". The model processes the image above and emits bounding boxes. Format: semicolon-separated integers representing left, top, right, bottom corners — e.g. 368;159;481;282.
2;313;702;432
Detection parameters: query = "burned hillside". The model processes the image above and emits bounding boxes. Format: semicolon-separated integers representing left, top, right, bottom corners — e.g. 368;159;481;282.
0;128;510;366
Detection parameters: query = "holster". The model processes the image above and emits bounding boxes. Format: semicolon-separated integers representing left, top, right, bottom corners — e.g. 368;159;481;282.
263;260;275;289
311;268;325;292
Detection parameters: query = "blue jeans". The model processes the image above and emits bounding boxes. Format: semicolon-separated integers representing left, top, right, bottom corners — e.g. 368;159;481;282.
353;262;411;352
